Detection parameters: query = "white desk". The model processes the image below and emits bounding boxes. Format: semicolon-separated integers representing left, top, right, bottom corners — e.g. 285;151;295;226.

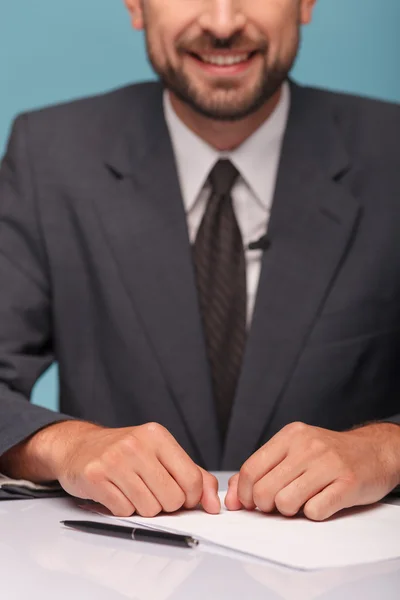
1;473;400;600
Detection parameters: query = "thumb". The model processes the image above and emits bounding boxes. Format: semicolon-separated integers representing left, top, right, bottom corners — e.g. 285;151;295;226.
199;468;221;514
225;473;243;511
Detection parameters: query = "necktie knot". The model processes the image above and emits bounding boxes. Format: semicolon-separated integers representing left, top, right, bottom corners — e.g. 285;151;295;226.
209;159;239;197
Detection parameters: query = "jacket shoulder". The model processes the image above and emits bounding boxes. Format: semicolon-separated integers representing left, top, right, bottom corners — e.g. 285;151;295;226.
297;83;400;163
22;81;161;123
7;81;163;163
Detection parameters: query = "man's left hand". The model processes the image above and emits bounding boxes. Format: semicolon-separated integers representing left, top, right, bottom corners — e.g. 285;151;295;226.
225;422;400;521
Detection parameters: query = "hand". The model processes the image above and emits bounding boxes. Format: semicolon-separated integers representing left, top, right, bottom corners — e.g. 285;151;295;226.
225;422;400;521
2;421;220;518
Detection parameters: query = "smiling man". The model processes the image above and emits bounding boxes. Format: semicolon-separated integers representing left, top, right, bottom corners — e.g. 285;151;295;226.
139;0;300;139
0;0;400;522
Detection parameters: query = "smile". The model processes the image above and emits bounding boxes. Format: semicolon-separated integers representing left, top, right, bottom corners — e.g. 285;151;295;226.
187;51;259;75
194;53;254;66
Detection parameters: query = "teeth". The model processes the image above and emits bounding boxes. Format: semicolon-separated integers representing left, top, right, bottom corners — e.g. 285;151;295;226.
200;54;250;66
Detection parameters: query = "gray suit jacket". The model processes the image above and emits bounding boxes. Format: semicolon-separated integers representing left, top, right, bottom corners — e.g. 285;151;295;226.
0;80;400;471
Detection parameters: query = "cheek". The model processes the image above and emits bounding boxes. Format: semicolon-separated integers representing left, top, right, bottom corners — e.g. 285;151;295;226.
146;16;195;66
146;0;198;44
247;2;300;56
146;25;175;67
271;23;299;63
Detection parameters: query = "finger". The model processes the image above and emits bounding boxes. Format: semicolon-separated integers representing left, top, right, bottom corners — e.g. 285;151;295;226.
303;480;356;521
238;436;288;510
112;471;162;517
155;434;204;509
87;480;136;517
228;473;239;487
225;474;243;511
252;457;308;513
273;467;335;517
199;468;220;514
131;454;186;514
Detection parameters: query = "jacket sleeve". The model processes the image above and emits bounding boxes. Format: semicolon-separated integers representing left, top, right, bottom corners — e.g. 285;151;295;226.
0;115;72;458
382;415;400;425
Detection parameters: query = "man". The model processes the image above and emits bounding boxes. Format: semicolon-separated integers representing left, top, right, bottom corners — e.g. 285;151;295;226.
0;0;400;522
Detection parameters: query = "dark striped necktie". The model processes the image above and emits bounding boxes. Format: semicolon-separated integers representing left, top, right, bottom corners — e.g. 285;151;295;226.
193;159;247;440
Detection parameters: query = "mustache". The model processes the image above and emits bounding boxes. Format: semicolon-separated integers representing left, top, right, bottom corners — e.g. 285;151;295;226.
177;31;268;54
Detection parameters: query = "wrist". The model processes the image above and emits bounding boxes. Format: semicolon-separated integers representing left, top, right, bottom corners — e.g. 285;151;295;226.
352;422;400;487
1;420;101;482
31;420;103;481
380;423;400;487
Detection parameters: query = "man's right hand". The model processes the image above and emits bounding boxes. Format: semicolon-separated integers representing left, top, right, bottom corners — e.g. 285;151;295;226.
0;421;220;517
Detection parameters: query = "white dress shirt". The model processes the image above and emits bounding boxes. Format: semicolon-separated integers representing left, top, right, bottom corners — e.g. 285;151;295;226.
163;82;290;325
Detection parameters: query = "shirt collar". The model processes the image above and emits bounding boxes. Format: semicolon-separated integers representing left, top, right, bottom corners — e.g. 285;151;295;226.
163;81;290;212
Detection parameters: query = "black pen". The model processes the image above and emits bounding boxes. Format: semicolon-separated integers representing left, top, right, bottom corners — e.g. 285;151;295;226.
61;520;199;549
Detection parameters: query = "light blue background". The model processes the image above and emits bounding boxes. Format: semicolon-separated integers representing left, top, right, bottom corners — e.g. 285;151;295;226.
1;0;400;411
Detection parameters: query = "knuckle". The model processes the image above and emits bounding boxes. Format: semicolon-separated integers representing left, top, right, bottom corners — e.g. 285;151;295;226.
275;490;299;517
239;462;255;484
326;451;345;473
120;435;142;454
101;448;119;467
339;469;358;489
253;481;273;512
207;473;219;489
277;462;295;481
144;422;166;436
183;469;203;495
184;496;199;509
110;501;135;518
328;490;344;509
82;461;105;484
304;503;325;522
325;448;340;463
252;482;265;507
163;490;186;514
285;422;307;436
138;504;162;518
308;438;328;455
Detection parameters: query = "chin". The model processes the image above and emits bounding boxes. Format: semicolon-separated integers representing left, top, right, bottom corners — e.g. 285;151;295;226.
192;90;264;119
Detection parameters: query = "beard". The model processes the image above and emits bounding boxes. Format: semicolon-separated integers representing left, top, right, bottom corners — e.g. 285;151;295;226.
143;30;300;122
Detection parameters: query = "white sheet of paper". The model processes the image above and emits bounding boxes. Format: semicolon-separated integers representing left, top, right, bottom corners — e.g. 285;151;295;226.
116;492;400;571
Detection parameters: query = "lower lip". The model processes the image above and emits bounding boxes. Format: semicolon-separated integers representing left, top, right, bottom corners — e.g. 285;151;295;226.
187;53;258;76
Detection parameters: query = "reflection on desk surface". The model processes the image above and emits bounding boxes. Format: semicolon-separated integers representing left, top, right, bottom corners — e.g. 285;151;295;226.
0;497;400;600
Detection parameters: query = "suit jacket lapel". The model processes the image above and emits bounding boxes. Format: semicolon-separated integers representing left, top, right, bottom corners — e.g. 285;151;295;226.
222;82;361;469
94;83;220;469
